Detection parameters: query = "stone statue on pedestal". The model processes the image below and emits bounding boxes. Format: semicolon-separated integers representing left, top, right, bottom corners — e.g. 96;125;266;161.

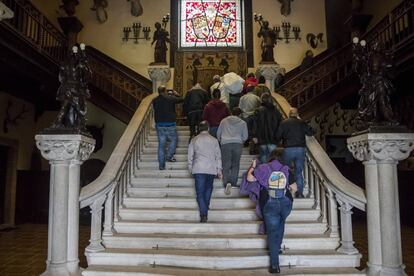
48;44;92;135
257;21;277;63
352;39;398;130
151;22;170;64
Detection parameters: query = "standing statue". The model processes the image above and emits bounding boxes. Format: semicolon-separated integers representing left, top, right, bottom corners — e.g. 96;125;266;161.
278;0;293;16
127;0;143;17
50;44;92;134
257;21;277;63
353;39;398;130
151;22;171;64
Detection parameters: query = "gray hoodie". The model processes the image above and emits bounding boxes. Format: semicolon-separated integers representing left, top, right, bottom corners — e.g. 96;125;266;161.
217;115;248;145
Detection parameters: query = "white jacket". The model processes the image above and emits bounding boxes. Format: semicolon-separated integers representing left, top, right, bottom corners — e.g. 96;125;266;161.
188;131;222;175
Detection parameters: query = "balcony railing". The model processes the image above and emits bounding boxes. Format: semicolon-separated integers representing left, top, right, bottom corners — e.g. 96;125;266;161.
1;0;68;64
279;0;414;111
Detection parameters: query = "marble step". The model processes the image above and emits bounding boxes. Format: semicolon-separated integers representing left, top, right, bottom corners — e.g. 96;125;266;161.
149;130;190;136
113;221;328;235
147;135;191;142
142;147;251;155
117;208;320;222
133;169;247;178
85;248;361;269
130;177;231;188
122;197;315;209
136;161;252;170
151;126;190;131
83;265;365;276
102;233;339;251
139;154;257;162
127;186;247;198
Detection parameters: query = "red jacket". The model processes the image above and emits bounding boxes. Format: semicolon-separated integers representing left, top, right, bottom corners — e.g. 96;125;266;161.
202;99;230;127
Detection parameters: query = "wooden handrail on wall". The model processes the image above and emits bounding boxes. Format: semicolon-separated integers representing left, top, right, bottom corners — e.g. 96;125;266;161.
279;0;414;111
86;46;152;113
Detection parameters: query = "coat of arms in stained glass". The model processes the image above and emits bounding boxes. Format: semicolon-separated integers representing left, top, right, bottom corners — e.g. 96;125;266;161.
180;0;243;47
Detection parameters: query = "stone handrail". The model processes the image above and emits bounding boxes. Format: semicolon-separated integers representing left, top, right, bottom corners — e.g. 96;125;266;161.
273;92;366;254
272;92;366;211
79;92;156;252
80;93;157;207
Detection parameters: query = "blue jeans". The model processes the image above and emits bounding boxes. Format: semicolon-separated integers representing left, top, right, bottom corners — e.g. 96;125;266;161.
259;144;277;163
283;147;305;193
263;196;292;267
194;174;215;216
156;125;177;169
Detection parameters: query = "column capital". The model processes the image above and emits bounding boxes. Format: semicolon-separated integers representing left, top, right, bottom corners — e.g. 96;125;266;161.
148;65;171;83
35;134;95;162
256;63;285;80
347;132;414;162
0;2;14;21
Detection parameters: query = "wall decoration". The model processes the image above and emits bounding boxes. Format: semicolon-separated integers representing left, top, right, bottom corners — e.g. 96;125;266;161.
310;103;357;148
278;0;293;16
91;0;108;24
306;33;324;49
2;100;29;133
128;0;143;17
179;0;243;48
174;51;246;97
122;22;151;43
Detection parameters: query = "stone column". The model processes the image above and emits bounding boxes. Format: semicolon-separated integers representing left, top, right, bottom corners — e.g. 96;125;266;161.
347;132;414;276
36;134;95;276
0;2;14;21
256;63;285;93
148;64;171;93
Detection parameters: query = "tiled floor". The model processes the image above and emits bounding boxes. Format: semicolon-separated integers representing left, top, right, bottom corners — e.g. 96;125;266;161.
0;222;413;276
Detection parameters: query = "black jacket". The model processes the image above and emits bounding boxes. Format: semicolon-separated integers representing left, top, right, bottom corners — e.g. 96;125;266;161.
153;94;183;123
276;117;315;148
253;103;282;145
183;88;209;116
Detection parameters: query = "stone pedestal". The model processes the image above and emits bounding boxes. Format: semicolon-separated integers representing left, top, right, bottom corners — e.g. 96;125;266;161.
0;2;14;21
256;63;285;93
148;64;171;93
347;132;414;276
35;134;95;276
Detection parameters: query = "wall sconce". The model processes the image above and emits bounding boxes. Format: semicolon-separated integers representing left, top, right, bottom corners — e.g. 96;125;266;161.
122;22;151;43
254;13;301;44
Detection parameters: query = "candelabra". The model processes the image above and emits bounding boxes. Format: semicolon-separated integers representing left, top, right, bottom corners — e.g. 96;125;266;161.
122;22;151;43
254;12;301;44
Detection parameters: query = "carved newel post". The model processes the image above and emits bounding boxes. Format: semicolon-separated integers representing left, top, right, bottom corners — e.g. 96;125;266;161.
36;135;95;276
347;132;414;276
148;65;171;93
256;64;285;93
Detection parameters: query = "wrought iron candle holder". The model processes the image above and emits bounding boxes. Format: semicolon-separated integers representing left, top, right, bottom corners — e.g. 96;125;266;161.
254;12;301;44
122;22;151;43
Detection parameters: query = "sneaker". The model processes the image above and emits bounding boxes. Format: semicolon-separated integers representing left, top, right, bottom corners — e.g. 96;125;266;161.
166;157;177;162
225;183;232;195
200;215;208;223
159;167;165;170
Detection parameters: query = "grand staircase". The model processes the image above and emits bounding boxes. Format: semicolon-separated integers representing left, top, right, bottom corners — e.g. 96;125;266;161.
81;97;364;275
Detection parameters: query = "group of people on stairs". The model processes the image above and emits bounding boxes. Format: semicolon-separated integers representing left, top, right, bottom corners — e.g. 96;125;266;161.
152;72;314;273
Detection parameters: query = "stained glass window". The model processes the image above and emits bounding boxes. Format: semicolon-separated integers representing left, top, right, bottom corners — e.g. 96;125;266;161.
179;0;243;48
